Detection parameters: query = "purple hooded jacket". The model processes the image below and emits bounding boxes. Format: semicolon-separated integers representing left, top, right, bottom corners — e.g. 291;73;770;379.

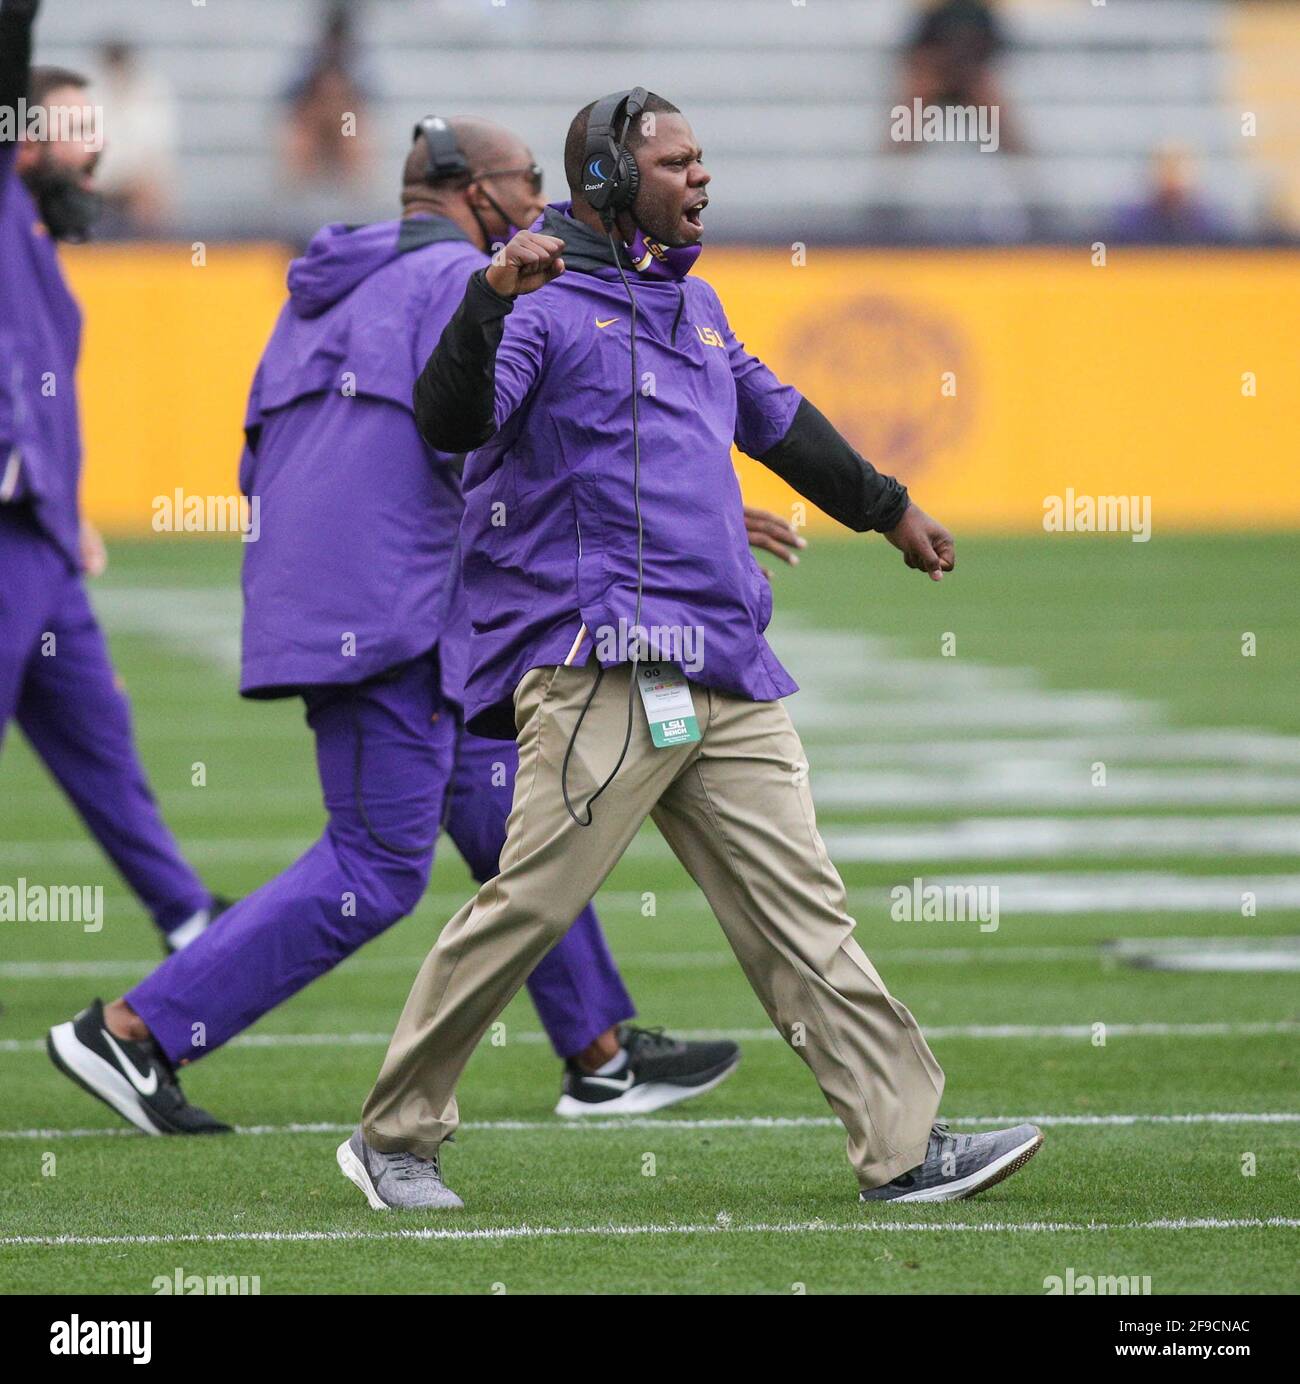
441;204;805;739
0;140;84;570
238;217;483;702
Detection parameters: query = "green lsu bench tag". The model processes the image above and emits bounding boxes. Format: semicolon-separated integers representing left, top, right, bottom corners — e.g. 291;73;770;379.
636;663;702;749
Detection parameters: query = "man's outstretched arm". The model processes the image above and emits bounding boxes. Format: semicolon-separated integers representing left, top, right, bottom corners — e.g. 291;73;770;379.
755;397;954;580
726;322;955;581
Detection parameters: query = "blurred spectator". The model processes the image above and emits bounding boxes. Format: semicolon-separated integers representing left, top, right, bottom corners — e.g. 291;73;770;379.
1111;147;1232;245
895;0;1024;154
92;38;179;237
280;0;373;190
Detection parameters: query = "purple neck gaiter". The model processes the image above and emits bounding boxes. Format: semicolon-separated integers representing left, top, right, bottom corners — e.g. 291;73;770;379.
538;201;702;281
624;224;702;282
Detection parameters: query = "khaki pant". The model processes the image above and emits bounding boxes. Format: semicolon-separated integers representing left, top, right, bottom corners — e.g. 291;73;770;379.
362;661;944;1188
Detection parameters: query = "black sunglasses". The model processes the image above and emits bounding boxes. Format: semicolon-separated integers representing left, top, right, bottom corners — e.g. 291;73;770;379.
471;163;544;195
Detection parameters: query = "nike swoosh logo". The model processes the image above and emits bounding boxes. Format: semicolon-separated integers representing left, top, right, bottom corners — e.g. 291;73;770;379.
102;1030;159;1096
595;317;619;329
583;1071;635;1092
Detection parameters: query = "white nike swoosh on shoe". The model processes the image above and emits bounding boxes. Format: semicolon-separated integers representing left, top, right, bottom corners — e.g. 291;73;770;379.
582;1071;636;1092
101;1030;159;1096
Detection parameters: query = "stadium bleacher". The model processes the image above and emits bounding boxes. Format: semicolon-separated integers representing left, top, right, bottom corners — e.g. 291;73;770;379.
25;0;1300;240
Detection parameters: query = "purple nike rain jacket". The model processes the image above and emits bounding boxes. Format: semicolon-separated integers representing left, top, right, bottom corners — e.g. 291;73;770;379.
457;203;803;739
238;216;482;702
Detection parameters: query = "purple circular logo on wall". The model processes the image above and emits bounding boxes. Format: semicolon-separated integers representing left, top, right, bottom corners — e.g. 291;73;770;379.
783;296;972;485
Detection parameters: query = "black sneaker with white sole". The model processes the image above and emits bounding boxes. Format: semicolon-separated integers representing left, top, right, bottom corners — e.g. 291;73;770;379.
554;1024;740;1117
47;999;231;1136
859;1120;1044;1203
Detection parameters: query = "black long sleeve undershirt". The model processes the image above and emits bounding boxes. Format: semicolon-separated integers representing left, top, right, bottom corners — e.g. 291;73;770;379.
755;397;910;533
0;1;39;142
413;268;515;453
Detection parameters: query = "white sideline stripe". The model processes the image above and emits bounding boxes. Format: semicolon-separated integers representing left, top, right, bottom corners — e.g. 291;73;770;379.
91;589;241;672
917;873;1300;914
193;778;1300;817
9;874;1300;933
791;692;1158;733
4;1019;1297;1056
2;874;1299;975
804;731;1300;768
4;1217;1296;1249
612;874;1300;917
812;768;1300;810
8;817;1299;866
2;1112;1296;1142
8;932;1298;980
817;816;1300;863
0;838;317;866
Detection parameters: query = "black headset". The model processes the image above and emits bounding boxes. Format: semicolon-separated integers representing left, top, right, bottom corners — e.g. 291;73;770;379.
581;87;648;221
412;114;470;183
411;113;516;255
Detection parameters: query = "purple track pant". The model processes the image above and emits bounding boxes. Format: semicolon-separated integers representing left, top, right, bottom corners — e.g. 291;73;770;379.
126;650;635;1064
0;504;211;932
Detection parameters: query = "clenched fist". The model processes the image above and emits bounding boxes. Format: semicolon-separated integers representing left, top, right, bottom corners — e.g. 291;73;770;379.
883;504;955;581
485;231;565;298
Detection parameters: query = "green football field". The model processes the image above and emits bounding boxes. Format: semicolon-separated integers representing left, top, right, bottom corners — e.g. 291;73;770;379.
1;532;1297;1295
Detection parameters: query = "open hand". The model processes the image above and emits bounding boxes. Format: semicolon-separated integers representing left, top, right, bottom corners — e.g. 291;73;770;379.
744;506;807;565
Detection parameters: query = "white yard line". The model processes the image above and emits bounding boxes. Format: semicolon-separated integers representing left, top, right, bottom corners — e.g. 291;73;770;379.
3;1019;1297;1056
0;838;317;866
89;589;242;673
8;928;1299;980
805;731;1300;767
816;816;1300;862
3;1217;1295;1250
2;1111;1296;1142
791;692;1160;733
812;768;1300;809
10;816;1297;866
911;873;1300;914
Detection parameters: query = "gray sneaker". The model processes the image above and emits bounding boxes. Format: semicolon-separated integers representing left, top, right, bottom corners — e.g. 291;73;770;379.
336;1127;464;1211
859;1121;1043;1204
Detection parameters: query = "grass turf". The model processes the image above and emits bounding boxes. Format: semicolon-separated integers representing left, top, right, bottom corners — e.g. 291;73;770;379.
0;532;1297;1294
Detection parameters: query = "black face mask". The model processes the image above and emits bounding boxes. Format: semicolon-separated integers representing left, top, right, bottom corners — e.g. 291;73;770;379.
24;165;102;243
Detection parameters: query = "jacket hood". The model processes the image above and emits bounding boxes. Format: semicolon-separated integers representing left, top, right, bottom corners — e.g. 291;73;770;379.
287;215;471;317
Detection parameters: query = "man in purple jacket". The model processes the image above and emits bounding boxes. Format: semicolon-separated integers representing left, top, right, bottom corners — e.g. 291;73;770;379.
50;108;803;1135
1;0;220;971
340;90;1045;1210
